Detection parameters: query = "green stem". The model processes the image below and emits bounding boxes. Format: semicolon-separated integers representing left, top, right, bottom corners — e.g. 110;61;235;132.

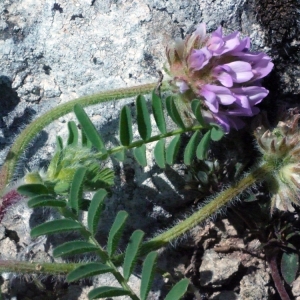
0;163;272;285
0;82;169;195
97;124;205;160
113;162;272;264
0;260;81;275
0;257;139;300
59;208;140;300
88;234;140;300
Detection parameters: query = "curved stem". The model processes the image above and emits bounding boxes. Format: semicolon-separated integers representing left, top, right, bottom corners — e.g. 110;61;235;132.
0;163;273;290
113;163;273;264
0;82;169;195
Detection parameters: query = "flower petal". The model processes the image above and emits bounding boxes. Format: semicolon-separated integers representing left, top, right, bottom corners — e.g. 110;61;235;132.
213;61;253;86
200;86;219;113
225;61;253;82
194;23;207;41
189;47;212;70
208;29;241;55
213;69;233;87
231;86;269;105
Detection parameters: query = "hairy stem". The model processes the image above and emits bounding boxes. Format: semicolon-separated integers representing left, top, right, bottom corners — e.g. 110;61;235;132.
0;163;272;280
59;208;140;300
0;82;168;196
97;124;205;160
0;260;81;275
113;163;273;264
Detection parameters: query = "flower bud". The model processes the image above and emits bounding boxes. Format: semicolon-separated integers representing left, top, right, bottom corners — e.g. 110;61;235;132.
254;111;300;212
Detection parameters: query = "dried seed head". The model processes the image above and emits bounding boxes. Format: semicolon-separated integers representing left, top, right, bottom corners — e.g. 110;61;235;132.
255;112;300;213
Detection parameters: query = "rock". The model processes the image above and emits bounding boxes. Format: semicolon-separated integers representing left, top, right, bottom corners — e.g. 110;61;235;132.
92;268;163;300
199;249;241;287
0;238;17;259
240;269;270;300
1;0;299;299
292;276;300;298
0;224;6;240
210;290;240;300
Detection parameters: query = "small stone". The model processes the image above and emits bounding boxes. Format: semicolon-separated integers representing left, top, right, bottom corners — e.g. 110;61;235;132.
220;219;239;237
240;269;270;300
0;224;6;240
0;238;17;259
292;276;300;297
199;249;241;287
210;290;240;300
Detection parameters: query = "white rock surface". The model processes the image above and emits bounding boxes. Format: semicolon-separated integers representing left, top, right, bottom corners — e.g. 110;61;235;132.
0;0;279;299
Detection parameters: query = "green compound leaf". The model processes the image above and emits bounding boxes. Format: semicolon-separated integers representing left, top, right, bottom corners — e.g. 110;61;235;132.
191;99;205;126
67;121;79;146
67;263;114;283
119;106;133;146
69;167;86;215
164;278;189;300
184;130;201;166
133;144;147;167
136;95;151;141
154;139;166;168
87;189;107;236
152;91;166;134
166;96;186;129
27;195;66;209
56;136;64;150
74;104;106;152
53;241;98;258
31;219;82;238
196;130;211;160
17;184;49;197
107;211;128;257
88;287;131;299
113;149;125;162
123;230;145;281
94;167;114;187
84;166;114;190
210;126;224;141
140;251;158;300
166;135;181;165
281;252;299;285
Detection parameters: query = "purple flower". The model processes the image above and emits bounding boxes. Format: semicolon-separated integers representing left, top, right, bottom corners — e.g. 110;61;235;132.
200;84;236;113
189;47;212;70
230;86;269;113
213;61;253;87
235;52;274;81
166;22;274;132
208;27;241;55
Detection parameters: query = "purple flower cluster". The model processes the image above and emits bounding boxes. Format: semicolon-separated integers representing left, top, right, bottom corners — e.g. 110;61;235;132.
166;23;273;132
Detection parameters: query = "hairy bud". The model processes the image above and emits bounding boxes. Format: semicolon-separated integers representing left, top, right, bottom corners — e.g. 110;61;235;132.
254;111;300;212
